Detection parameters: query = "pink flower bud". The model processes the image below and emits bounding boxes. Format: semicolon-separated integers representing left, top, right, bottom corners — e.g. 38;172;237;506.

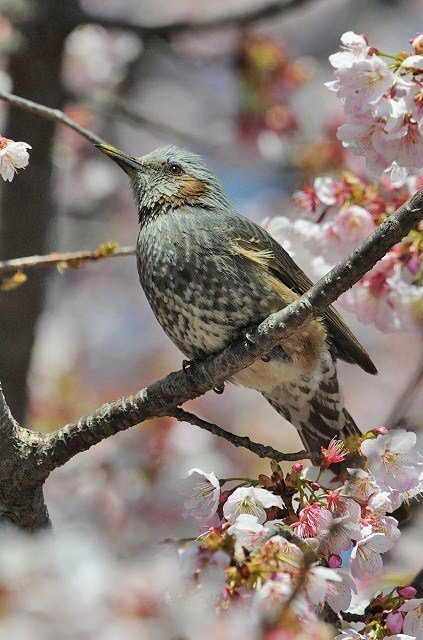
386;611;403;634
328;554;342;568
310;482;321;491
372;426;389;435
397;585;417;598
291;463;303;472
410;33;423;55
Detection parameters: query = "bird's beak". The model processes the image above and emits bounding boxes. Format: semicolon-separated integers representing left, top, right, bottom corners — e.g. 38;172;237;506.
95;144;145;175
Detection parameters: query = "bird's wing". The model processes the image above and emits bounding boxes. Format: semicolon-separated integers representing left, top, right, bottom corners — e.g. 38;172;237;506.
215;215;377;375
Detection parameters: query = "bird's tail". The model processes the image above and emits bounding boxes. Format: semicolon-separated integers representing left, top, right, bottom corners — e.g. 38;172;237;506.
262;351;361;454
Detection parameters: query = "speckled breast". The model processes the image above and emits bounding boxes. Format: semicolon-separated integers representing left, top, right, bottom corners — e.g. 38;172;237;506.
136;208;276;359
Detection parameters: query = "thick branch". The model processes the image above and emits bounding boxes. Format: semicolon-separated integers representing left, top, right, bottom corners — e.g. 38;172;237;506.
39;188;423;472
0;90;106;145
0;245;135;277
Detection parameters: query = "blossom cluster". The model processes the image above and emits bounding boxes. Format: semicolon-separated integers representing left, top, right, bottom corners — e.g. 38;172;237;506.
326;32;423;181
180;429;423;639
266;169;422;333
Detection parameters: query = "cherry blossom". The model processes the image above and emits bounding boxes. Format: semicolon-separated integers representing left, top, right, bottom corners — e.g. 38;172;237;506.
349;532;396;579
0;136;31;181
303;564;341;605
325;570;357;613
223;486;284;524
227;514;268;555
399;598;423;638
329;55;393;116
344;468;381;503
292;503;333;538
320;438;348;470
360;429;423;492
328;32;369;69
180;468;221;524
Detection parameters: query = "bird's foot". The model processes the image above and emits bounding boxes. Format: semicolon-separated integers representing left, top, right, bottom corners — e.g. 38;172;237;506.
243;324;259;351
182;358;225;395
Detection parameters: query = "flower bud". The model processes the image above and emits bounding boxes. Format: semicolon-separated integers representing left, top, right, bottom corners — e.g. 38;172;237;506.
386;611;403;634
397;585;417;598
291;463;303;472
328;554;342;568
372;426;389;435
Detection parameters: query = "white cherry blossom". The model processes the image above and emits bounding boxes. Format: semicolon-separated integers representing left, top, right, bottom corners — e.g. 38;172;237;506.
0;136;31;181
399;598;423;638
223;486;283;524
350;532;396;580
360;429;423;492
329;32;369;69
180;468;221;524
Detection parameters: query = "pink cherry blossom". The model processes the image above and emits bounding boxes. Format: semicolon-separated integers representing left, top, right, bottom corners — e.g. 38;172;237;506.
360;429;423;492
330;206;376;245
320;438;348;470
331;55;394;116
350;532;396;579
292;503;333;538
399;598;423;638
402;54;423;70
328;32;369;69
223;486;283;524
0;136;31;181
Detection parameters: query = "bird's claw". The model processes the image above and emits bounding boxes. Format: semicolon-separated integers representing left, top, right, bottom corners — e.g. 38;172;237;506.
213;383;225;395
243;325;258;351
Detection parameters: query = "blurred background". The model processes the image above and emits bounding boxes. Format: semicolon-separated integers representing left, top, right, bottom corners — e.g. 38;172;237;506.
0;0;421;581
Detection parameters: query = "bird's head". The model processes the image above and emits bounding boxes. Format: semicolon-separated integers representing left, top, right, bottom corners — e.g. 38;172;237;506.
96;143;231;219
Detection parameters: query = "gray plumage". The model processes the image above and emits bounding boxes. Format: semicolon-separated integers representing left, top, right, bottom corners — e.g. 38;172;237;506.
97;143;377;451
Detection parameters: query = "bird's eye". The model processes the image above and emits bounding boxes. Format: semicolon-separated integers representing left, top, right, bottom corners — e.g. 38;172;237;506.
168;163;183;175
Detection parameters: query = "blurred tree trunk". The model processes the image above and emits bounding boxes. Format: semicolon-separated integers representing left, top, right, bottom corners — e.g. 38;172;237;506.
0;1;79;423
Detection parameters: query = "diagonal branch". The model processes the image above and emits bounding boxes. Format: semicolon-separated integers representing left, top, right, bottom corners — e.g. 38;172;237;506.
172;408;319;463
0;90;106;145
38;187;423;473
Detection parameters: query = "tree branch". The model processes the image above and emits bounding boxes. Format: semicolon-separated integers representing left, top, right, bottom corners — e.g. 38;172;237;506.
0;90;106;145
172;408;319;463
37;187;423;473
0;244;135;277
79;0;314;38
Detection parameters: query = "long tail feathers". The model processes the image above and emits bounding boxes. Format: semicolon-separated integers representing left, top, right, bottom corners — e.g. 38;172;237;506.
262;351;361;454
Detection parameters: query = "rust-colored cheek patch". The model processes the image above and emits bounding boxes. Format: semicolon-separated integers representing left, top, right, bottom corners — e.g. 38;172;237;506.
160;176;210;206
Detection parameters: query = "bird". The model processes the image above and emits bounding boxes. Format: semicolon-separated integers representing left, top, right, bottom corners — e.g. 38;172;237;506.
96;143;377;453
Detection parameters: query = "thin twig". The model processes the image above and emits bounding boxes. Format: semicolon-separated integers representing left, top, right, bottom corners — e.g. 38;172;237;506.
0;245;135;276
172;408;319;463
0;90;106;145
